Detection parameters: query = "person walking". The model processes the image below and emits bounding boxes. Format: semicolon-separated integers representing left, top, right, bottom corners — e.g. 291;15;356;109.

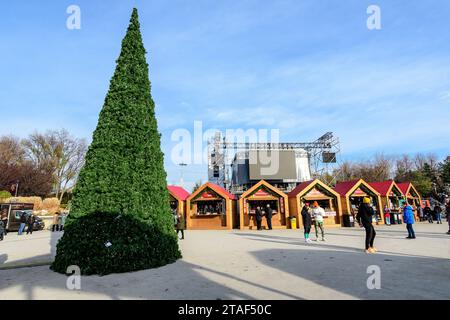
1;208;8;236
425;205;433;223
265;204;273;230
417;205;424;222
445;202;450;235
52;212;60;232
357;197;377;254
18;211;27;235
176;212;185;240
434;205;443;224
384;205;391;226
60;212;66;231
311;201;325;241
26;213;35;235
301;202;312;243
255;206;263;230
404;202;416;239
0;219;5;241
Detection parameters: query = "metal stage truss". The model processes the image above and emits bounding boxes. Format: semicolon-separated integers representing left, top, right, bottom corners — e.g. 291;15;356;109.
207;132;341;192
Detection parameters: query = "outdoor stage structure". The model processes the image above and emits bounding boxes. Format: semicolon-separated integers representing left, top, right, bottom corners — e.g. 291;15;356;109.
288;179;342;227
334;179;383;226
207;132;341;196
186;182;237;230
238;180;290;230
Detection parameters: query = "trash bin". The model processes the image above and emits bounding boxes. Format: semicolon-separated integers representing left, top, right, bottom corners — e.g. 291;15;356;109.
391;213;397;225
397;213;403;225
289;216;297;229
343;214;354;227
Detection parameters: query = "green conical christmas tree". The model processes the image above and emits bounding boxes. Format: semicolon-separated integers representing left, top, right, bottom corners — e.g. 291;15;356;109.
51;8;181;275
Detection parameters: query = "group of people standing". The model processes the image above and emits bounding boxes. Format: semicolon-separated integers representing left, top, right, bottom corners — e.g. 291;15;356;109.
52;211;66;232
300;201;326;242
299;197;444;254
254;204;274;230
423;204;445;224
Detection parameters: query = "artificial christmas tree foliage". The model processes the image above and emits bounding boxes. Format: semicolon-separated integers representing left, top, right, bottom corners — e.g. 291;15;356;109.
52;8;181;275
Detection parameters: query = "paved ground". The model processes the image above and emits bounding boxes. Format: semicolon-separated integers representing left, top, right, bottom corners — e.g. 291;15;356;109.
0;222;449;300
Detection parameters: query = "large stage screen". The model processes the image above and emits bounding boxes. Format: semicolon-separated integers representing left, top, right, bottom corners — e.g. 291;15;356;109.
249;150;297;180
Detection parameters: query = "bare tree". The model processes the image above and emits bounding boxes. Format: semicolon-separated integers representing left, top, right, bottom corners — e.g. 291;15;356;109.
0;136;25;166
22;129;87;201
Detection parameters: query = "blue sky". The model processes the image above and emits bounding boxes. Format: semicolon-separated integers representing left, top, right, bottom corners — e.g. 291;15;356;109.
1;1;449;191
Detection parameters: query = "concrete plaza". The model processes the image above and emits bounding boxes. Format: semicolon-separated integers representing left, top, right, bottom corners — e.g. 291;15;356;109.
0;222;449;300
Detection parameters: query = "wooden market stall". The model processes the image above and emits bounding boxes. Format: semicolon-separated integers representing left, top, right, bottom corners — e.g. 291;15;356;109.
369;181;404;224
239;180;289;230
186;182;236;230
334;179;383;226
398;182;422;220
288;179;342;228
168;185;190;219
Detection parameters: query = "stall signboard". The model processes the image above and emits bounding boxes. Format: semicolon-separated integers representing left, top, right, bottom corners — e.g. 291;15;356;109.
352;188;367;197
200;190;217;199
324;211;337;217
253;188;271;197
305;188;327;198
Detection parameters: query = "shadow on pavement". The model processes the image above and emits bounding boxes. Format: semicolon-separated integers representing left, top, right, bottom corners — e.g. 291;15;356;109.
248;247;450;299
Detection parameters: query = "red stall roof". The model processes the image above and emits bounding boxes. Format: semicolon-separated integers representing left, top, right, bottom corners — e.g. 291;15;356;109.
288;180;314;197
334;180;360;196
208;182;236;200
189;182;236;200
168;185;190;201
397;182;411;195
369;181;396;196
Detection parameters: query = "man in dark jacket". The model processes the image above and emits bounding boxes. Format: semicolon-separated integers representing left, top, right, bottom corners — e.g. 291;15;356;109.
445;203;450;234
0;219;4;241
26;214;35;235
301;202;312;242
265;204;273;230
255;206;263;230
1;208;8;236
424;206;433;223
357;197;377;254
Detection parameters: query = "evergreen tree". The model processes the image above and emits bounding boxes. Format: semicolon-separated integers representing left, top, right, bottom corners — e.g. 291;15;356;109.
440;160;450;185
70;8;172;229
52;8;180;275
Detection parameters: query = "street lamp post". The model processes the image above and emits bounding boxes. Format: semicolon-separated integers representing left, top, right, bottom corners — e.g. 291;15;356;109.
179;163;187;188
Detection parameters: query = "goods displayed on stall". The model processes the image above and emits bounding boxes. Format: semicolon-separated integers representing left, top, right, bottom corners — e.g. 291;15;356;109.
186;182;236;230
